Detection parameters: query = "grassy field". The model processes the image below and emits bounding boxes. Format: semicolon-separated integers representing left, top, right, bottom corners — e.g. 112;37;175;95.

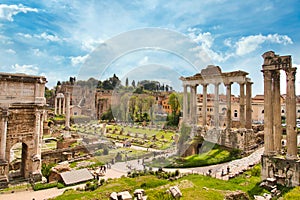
52;166;277;200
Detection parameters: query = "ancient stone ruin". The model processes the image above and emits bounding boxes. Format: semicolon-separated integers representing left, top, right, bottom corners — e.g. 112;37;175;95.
261;51;299;187
180;65;256;151
0;73;47;188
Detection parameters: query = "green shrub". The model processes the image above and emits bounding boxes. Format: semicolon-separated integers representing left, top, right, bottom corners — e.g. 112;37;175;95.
33;182;58;191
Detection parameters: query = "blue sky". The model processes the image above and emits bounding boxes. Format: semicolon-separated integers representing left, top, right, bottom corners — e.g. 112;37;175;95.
0;0;299;95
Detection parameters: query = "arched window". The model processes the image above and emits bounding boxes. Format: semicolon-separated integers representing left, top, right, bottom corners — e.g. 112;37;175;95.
262;110;264;114
234;110;238;118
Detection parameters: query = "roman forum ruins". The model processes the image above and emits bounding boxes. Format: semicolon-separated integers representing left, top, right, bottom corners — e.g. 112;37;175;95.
261;51;299;187
180;65;256;151
0;73;47;188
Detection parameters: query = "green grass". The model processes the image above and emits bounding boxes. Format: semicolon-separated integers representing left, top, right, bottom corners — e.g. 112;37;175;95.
283;186;300;199
164;145;240;168
52;166;267;200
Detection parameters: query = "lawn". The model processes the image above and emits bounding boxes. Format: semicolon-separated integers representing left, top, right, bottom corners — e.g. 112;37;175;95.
162;144;240;168
52;166;277;200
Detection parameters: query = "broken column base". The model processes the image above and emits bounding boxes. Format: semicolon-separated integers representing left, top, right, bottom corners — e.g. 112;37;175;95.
261;155;300;187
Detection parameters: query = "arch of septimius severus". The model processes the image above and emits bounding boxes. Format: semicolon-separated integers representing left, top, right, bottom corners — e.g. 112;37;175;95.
180;65;256;151
261;51;300;187
0;73;46;188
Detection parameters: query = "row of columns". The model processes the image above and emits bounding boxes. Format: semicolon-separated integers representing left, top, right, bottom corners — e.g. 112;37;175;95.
263;67;297;158
54;95;65;115
182;82;252;129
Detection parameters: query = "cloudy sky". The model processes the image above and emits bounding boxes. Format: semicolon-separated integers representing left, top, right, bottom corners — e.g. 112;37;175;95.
0;0;299;95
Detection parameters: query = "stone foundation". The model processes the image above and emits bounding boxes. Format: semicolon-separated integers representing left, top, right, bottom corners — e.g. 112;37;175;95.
261;155;300;187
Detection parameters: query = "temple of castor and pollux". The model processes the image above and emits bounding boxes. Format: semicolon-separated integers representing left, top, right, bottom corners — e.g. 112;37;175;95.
0;51;298;188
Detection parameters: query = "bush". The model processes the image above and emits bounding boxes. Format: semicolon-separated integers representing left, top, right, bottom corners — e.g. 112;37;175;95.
33;182;58;191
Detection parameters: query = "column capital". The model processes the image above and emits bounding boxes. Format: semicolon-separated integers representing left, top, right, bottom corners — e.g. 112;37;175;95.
1;110;9;121
201;83;208;87
224;82;233;87
285;67;297;81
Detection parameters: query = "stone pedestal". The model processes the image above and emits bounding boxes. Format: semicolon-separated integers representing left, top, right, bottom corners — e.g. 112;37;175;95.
0;160;8;188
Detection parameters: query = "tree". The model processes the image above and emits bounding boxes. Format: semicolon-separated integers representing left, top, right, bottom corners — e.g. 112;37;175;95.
120;94;130;121
41;163;55;183
129;96;137;121
168;93;181;126
125;77;129;87
132;80;136;88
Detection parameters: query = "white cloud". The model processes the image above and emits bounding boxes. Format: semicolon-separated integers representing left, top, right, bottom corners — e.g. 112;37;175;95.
35;32;60;42
5;49;16;54
0;4;38;21
81;38;104;51
32;48;43;56
11;64;39;75
138;56;149;65
235;34;293;56
17;33;32;38
70;54;89;66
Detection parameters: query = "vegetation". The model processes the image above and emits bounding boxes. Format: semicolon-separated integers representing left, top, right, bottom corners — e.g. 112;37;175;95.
168;145;241;168
41;163;56;182
53;165;288;200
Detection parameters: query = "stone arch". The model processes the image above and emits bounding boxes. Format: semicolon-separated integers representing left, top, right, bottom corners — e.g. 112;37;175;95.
8;142;29;179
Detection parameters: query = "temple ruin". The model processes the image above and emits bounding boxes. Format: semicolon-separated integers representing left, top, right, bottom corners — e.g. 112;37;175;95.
261;51;299;187
0;73;47;188
180;65;256;151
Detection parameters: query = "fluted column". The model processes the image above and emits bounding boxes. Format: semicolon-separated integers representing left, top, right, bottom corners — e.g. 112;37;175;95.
246;81;252;129
202;84;208;126
0;110;8;160
183;85;188;122
263;70;274;155
273;71;282;154
58;98;62;115
239;82;245;128
214;83;220;128
65;92;70;129
54;97;57;115
190;85;197;124
225;83;232;129
62;97;65;115
286;68;297;159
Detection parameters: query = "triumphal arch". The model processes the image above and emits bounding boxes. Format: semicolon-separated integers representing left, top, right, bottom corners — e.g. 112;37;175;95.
0;73;47;188
261;51;300;186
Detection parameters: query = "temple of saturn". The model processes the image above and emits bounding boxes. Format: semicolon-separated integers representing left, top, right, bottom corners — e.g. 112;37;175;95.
261;51;300;187
0;73;47;188
54;91;71;129
180;65;256;151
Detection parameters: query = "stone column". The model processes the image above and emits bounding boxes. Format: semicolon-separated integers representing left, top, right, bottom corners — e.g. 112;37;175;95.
263;70;274;155
202;84;208;126
62;97;65;115
54;97;57;115
190;85;197;124
273;71;282;154
58;98;62;115
65;92;70;129
239;82;245;128
246;81;253;129
225;83;232;129
183;85;188;123
286;68;297;159
0;110;8;160
214;83;220;128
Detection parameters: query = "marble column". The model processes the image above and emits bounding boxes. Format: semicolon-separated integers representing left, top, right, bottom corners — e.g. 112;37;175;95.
183;85;188;123
286;68;297;159
263;70;274;155
273;71;282;154
225;83;232;130
62;97;65;115
202;84;208;126
190;85;197;124
0;110;8;160
214;83;220;128
54;97;57;115
239;82;245;128
65;92;70;129
246;81;253;129
58;98;62;115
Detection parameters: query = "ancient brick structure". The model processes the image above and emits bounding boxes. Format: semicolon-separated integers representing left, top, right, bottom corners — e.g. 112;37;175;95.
0;73;46;188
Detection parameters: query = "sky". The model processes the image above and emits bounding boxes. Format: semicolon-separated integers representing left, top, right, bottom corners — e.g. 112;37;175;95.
0;0;299;95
